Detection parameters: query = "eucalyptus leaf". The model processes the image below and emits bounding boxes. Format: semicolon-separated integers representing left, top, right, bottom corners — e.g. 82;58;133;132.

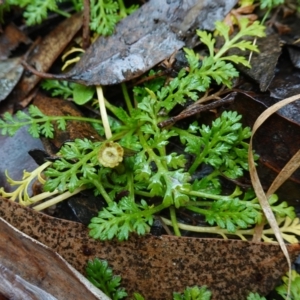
73;83;95;105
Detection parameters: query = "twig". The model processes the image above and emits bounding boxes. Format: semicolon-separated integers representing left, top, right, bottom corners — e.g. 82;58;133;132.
158;92;236;128
82;0;91;49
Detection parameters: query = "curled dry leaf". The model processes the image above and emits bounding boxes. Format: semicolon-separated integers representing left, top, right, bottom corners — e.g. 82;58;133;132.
248;93;300;294
0;216;109;300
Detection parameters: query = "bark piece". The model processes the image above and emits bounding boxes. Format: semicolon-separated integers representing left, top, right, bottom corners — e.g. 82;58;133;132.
0;197;299;300
23;0;237;86
0;217;109;300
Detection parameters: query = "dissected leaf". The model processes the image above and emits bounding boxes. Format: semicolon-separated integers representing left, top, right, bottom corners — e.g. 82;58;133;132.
86;258;127;299
173;286;212;300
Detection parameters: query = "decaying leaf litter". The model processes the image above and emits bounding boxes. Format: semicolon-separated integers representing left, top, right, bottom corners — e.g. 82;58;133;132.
1;196;300;300
0;1;299;299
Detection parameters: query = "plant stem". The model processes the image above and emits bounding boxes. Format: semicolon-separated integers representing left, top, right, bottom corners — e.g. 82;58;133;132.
181;189;234;201
134;190;153;198
91;179;113;205
188;152;206;174
185;205;210;216
117;0;127;18
121;83;133;113
33;186;85;211
160;217;252;240
97;86;112;139
126;169;135;202
52;8;71;18
29;190;60;204
169;206;181;236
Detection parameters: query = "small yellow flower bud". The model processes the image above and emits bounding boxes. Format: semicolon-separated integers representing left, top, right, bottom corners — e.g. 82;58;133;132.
98;141;124;168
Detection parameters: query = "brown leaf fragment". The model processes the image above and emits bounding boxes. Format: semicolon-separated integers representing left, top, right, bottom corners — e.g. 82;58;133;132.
268;58;300;101
0;23;31;60
0;217;109;300
223;4;258;34
287;46;300;69
8;12;82;106
33;93;102;149
22;0;237;86
273;21;291;35
0;197;299;300
0;264;58;300
267;57;300;124
236;34;282;92
0;120;43;193
0;57;23;102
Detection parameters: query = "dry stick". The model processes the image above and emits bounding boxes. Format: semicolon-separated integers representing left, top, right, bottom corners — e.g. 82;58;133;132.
82;0;91;50
248;93;300;299
21;60;66;80
158;92;236;128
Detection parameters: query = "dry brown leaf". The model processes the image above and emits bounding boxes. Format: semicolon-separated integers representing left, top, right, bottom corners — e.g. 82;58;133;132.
22;0;237;86
0;197;300;299
0;217;108;300
273;21;291;35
